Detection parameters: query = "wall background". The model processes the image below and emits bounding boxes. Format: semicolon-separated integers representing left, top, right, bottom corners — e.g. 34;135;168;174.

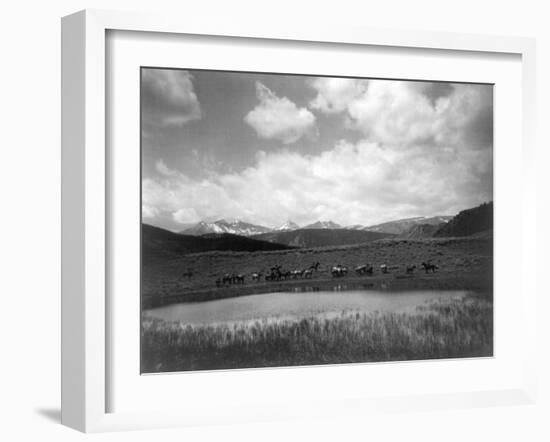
0;1;547;441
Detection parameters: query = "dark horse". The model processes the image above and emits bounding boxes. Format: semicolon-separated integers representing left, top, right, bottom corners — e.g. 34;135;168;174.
279;269;292;280
355;264;373;275
310;262;321;272
266;265;282;281
421;262;438;273
406;264;416;274
234;274;246;284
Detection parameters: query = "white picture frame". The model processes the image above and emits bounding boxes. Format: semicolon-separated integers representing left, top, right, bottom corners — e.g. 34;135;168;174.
61;9;537;433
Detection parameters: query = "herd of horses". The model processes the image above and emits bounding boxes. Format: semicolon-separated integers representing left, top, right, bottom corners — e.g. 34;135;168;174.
211;261;439;287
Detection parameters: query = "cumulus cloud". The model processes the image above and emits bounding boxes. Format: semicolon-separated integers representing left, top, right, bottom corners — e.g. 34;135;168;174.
143;77;492;230
172;207;200;224
309;78;368;114
143;136;492;228
141;69;201;127
142;205;159;219
244;82;316;144
350;82;490;147
309;79;492;149
155;159;178;177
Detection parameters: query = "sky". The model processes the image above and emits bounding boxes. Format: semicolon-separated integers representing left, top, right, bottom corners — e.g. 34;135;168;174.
141;68;493;232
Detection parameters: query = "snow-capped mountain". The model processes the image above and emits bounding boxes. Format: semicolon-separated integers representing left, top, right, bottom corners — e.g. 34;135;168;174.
303;220;342;229
180;219;272;237
179;215;453;237
275;220;300;231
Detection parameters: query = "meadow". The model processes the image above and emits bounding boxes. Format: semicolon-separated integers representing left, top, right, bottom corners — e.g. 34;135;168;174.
142;235;493;308
141;293;493;373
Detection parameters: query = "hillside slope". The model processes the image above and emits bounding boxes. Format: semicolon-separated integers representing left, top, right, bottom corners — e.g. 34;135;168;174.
251;228;394;248
364;216;453;235
143;224;294;262
434;202;493;237
402;223;445;239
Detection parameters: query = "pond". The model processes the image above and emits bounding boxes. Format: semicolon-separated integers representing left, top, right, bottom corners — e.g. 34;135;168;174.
144;289;469;325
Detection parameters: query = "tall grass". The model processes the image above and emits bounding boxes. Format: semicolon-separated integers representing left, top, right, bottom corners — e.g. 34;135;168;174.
141;296;493;373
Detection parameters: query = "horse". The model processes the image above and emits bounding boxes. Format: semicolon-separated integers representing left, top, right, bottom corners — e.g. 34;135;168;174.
380;264;388;274
310;262;321;272
234;274;246;284
291;269;304;279
406;264;417;274
222;274;233;285
331;265;348;278
355;264;374;275
266;269;279;281
421;262;438;273
302;268;314;278
251;271;263;282
265;265;281;281
280;269;292;280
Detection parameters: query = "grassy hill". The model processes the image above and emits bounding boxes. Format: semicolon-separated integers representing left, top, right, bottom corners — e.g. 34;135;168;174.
142;224;294;262
434;202;493;237
142;235;493;307
402;223;446;239
251;228;394;248
364;216;453;235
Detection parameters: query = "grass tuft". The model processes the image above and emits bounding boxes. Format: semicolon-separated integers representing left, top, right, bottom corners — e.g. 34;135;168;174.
141;295;492;373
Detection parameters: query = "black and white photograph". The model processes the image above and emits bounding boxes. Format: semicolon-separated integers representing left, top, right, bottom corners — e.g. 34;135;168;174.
140;68;494;373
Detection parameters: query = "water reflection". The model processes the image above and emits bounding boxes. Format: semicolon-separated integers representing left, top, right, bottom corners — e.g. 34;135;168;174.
146;289;470;326
290;283;376;293
290;286;320;293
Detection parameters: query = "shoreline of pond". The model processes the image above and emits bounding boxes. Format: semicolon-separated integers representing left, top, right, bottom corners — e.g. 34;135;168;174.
142;271;492;309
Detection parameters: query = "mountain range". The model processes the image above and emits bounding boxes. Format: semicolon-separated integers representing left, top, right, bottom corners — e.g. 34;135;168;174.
179;216;451;237
175;204;490;240
144;202;492;258
275;220;300;231
180;219;344;236
302;220;342;229
180;219;272;236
